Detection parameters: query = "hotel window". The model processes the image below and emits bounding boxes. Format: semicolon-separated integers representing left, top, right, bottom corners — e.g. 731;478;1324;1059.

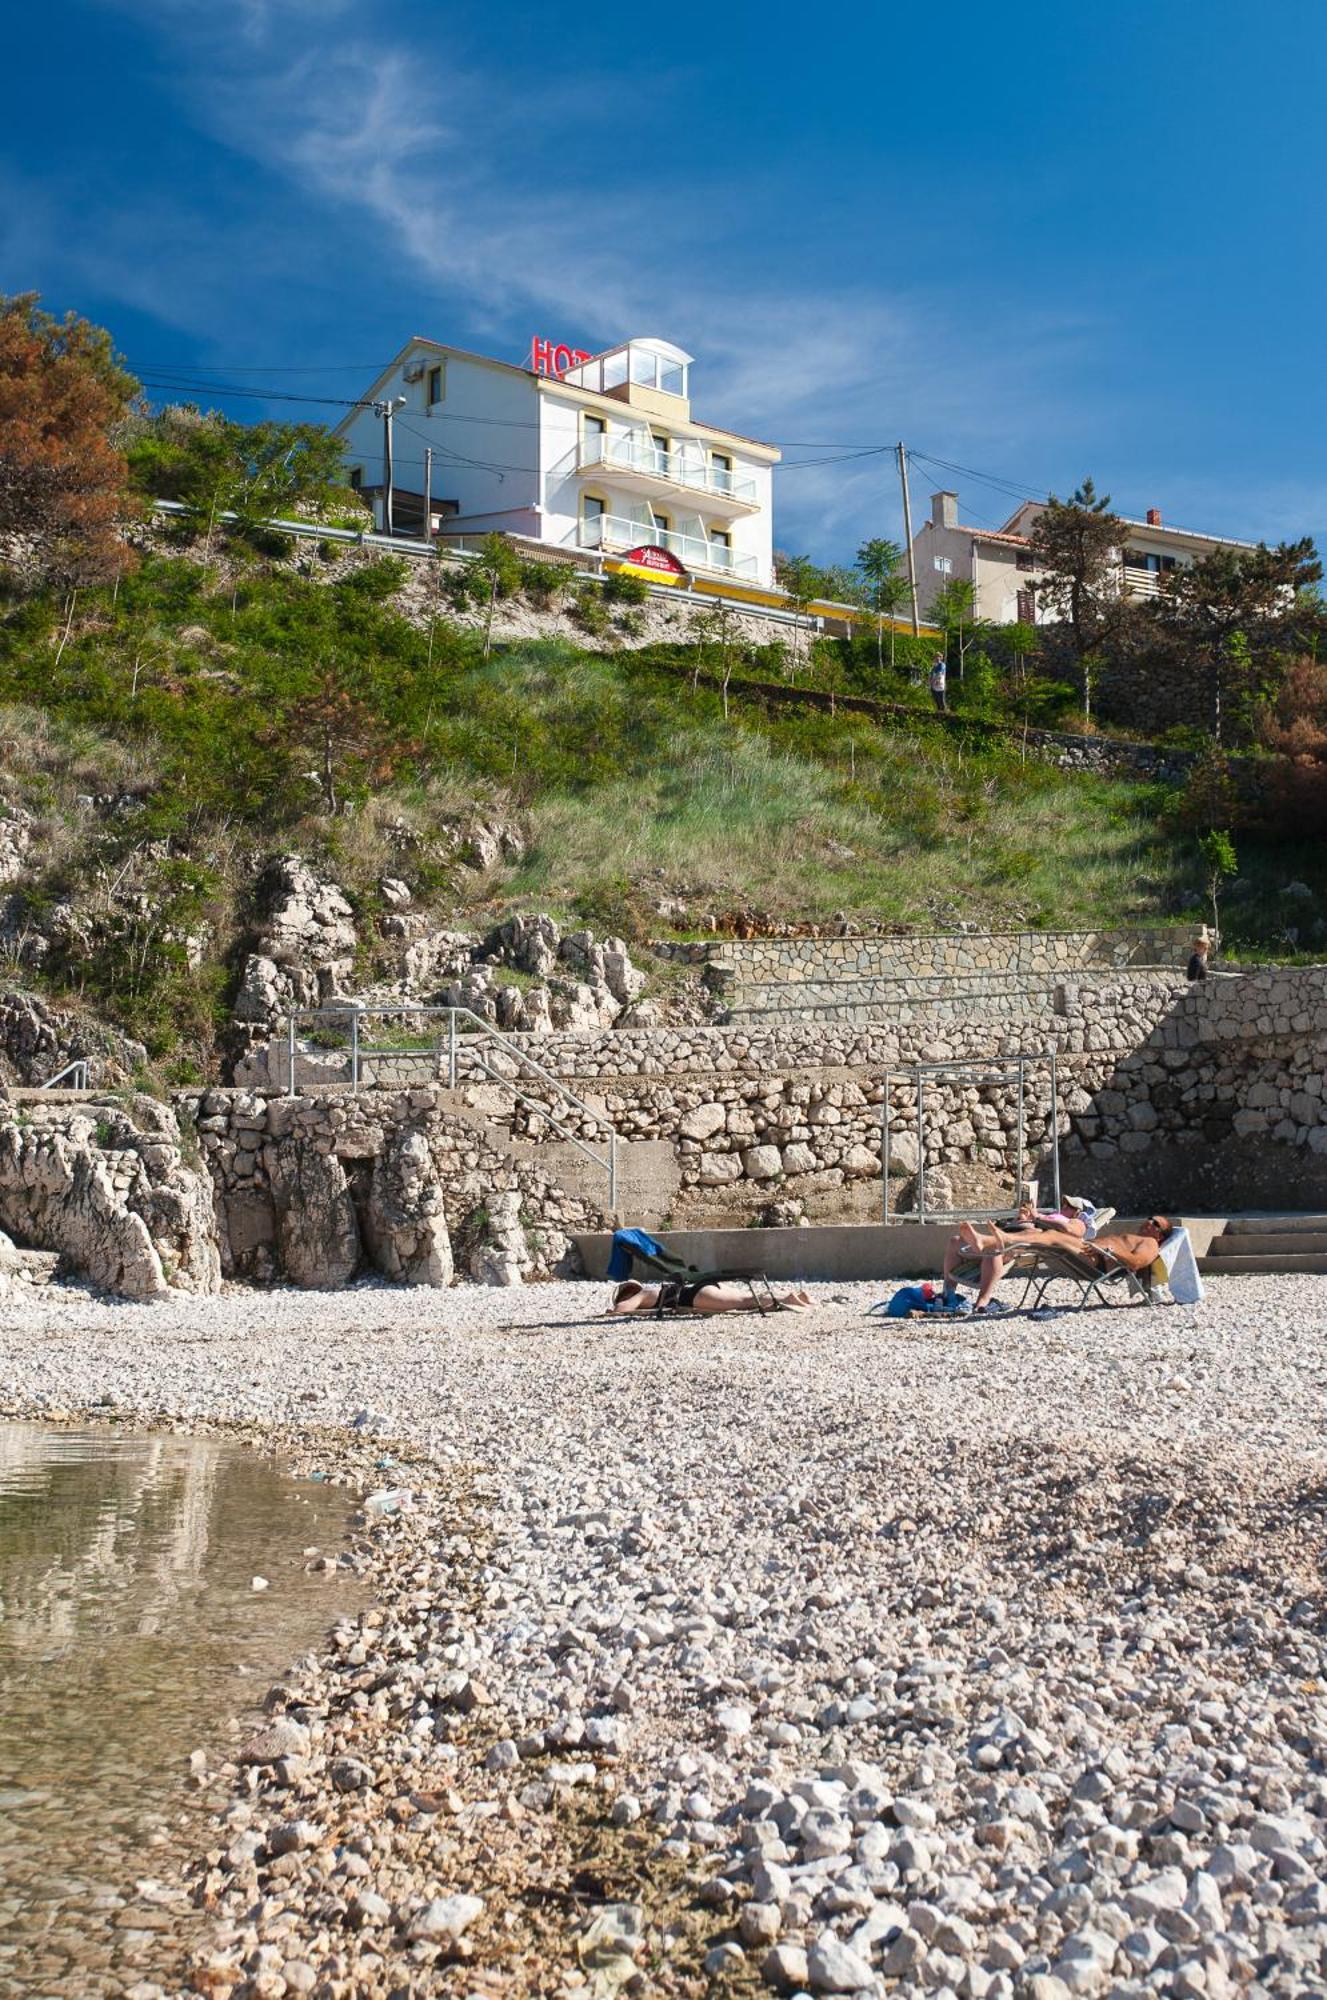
426;365;444;407
582;495;606;542
582;414;606;463
710;527;733;567
650;507;672;541
710;451;734;495
1016;547;1035;571
650;432;671;474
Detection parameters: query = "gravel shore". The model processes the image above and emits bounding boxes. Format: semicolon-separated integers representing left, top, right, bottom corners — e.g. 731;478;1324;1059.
3;1275;1327;2000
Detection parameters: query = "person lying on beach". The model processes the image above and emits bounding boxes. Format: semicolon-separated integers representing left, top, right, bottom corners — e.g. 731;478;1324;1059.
608;1279;814;1315
956;1214;1173;1275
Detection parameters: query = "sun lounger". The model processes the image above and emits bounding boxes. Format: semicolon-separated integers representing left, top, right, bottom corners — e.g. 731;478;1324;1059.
605;1228;781;1316
949;1239;1153;1314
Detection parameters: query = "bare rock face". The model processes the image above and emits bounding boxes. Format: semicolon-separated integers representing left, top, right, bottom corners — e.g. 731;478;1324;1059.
364;1128;453;1287
468;1189;530;1286
0;1095;221;1298
0;988;148;1089
233;856;359;1031
268;1145;361;1289
0;806;34;886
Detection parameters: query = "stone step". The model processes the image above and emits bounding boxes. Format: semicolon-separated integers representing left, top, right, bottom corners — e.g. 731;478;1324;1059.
1205;1230;1327;1256
1198;1253;1327;1275
1218;1213;1327;1235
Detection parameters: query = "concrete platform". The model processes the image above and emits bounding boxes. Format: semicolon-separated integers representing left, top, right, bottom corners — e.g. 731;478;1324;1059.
574;1215;1316;1282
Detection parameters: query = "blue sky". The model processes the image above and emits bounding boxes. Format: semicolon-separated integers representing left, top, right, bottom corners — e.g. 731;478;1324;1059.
4;0;1325;564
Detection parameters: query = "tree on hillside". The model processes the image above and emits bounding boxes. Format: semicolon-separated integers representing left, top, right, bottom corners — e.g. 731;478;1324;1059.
930;576;977;680
855;537;909;671
0;293;139;587
1159;537;1322;742
1027;478;1121;668
774;551;822;678
122;405;355;545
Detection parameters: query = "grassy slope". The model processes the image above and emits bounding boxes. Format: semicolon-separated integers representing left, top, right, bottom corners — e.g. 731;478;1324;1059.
0;546;1321;1064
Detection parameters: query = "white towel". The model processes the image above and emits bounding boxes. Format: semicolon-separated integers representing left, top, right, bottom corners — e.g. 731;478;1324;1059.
1150;1227;1204;1306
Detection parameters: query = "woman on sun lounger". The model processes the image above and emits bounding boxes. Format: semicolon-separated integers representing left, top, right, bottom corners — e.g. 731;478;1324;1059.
608;1279;814;1315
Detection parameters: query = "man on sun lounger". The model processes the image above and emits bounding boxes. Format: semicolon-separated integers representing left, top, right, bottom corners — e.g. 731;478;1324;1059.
956;1214;1173;1288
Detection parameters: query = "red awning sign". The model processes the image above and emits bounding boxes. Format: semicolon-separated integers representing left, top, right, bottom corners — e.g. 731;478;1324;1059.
620;544;688;582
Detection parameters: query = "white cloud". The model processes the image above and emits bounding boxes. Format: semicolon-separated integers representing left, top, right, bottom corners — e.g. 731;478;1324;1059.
72;4;1104;553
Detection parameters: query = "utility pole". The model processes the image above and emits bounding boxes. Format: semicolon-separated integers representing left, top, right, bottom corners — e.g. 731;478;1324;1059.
423;446;433;543
897;441;921;636
375;395;405;536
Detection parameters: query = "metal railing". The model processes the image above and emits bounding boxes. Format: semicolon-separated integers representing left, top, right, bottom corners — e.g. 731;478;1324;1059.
882;1052;1060;1226
579;512;759;579
282;1007;617;1209
578;432;759;506
41;1060;89;1089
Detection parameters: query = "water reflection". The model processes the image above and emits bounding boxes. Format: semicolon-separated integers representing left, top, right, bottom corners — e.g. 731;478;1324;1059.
0;1423;358;1996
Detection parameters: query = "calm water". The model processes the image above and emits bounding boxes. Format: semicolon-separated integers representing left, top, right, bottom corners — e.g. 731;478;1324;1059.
0;1423;360;1997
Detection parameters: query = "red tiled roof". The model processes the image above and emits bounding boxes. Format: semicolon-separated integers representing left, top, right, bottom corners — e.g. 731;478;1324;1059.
966;526;1031;547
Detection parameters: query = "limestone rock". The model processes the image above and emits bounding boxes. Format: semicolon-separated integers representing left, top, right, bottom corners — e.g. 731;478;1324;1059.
364;1128;453;1287
468;1189;530;1286
270;1146;360;1288
0;1095;220;1298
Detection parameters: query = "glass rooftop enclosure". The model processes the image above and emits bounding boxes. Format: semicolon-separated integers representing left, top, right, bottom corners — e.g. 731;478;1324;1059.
561;338;692;403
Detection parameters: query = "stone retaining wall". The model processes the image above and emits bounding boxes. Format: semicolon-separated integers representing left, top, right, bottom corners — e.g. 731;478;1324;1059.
200;966;1327;1250
702;926;1194;986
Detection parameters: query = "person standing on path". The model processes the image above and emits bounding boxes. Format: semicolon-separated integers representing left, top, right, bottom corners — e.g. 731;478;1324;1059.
1187;936;1210;981
929;653;949;713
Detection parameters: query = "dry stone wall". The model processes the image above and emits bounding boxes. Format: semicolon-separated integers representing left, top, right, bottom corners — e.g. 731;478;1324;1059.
215;966;1327;1228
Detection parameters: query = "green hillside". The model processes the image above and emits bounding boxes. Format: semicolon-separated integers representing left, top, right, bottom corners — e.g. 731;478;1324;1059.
0;544;1322;1067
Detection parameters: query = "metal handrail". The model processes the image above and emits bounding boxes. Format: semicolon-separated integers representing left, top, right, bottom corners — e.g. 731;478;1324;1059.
282;1006;617;1209
41;1059;89;1089
882;1052;1060;1227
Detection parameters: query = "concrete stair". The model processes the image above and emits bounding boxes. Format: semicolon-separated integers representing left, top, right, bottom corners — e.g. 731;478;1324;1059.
1198;1215;1327;1276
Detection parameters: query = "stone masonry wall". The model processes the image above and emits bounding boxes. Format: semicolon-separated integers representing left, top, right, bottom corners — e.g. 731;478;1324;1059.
197;966;1327;1242
702;926;1195;986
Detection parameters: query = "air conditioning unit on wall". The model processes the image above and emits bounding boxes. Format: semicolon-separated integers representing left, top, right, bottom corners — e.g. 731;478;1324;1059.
403;363;426;383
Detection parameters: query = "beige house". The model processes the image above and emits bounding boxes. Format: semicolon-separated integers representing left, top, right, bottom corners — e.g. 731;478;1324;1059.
912;490;1258;625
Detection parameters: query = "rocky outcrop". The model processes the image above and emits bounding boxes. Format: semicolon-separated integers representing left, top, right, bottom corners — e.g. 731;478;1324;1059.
233;856;360;1033
268;1145;361;1290
364;1127;453;1286
185;1086;599;1287
0;806;34;886
0;989;148;1089
0;1094;220;1298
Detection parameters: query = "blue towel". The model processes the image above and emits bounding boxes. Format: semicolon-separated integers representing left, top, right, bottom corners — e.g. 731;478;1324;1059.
605;1227;669;1281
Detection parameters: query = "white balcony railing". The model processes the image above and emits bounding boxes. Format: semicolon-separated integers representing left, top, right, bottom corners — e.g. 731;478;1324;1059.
580;512;759;580
1121;565;1169;598
578;432;759;507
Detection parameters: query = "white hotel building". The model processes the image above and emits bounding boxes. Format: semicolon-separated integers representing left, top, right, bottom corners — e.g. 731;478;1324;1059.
336;335;780;589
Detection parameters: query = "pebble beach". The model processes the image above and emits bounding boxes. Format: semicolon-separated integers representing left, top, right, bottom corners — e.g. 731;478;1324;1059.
3;1275;1326;2000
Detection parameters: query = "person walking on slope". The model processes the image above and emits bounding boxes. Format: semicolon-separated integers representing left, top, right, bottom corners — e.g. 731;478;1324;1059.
929;653;949;713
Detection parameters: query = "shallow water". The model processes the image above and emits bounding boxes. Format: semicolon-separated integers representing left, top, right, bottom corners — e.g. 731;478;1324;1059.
0;1422;359;1996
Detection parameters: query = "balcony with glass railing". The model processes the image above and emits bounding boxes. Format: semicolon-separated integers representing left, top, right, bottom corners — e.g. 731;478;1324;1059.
579;512;759;580
577;431;759;513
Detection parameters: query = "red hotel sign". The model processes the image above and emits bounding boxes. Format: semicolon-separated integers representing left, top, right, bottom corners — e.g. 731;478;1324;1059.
619;544;688;583
530;336;591;377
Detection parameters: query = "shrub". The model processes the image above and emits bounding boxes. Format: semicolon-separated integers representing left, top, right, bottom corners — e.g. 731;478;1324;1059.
571;586;611;636
519;560;569;608
602;570;648;606
339;556;408;600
